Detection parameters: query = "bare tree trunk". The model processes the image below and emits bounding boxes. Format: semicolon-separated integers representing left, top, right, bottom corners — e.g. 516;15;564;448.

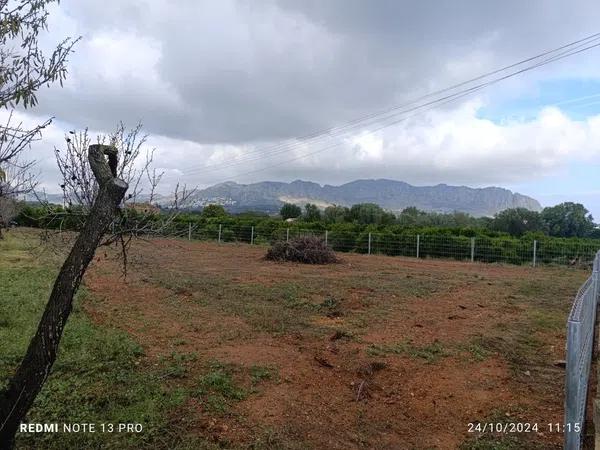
0;145;127;449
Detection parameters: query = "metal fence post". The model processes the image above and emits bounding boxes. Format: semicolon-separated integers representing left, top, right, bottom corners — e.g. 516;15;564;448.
470;237;475;263
594;252;600;302
218;224;222;244
251;226;254;245
325;230;328;246
286;228;289;242
188;222;192;241
564;251;599;449
565;320;582;450
416;234;420;258
533;240;537;267
593;252;600;450
368;232;372;255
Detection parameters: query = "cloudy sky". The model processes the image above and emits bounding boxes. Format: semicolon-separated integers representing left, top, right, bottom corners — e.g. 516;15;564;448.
7;0;600;217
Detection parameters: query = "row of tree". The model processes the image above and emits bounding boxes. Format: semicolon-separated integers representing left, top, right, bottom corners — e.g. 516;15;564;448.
278;201;599;239
14;197;599;242
16;201;600;267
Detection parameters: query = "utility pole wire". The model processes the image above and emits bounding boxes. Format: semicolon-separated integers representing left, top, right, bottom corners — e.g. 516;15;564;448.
179;32;600;177
181;36;600;181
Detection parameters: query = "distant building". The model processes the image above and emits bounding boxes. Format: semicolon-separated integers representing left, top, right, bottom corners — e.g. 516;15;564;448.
194;197;237;207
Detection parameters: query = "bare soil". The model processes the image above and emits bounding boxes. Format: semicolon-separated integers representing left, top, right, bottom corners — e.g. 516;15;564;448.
83;238;588;449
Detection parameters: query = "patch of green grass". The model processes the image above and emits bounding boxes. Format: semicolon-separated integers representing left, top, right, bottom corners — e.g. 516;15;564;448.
250;365;275;385
318;296;343;317
0;231;37;269
527;309;564;331
148;263;450;337
366;340;449;363
195;361;246;414
152;272;319;334
158;352;198;379
478;269;586;379
514;280;545;299
3;281;191;449
405;341;449;363
458;339;494;362
343;275;446;300
0;231;212;449
330;329;355;341
513;272;587;310
348;315;369;329
473;332;544;370
369;341;398;356
0;266;56;376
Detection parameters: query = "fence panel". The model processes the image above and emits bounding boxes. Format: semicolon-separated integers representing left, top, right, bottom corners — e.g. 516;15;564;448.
564;251;600;449
168;222;600;268
538;240;599;267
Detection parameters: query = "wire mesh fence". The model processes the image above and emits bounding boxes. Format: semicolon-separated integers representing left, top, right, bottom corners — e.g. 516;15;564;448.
564;251;600;449
143;222;600;268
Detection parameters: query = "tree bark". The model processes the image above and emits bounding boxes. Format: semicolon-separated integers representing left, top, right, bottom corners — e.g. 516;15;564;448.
0;145;127;449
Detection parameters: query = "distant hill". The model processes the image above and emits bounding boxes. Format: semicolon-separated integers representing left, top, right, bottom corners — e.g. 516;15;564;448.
184;179;542;217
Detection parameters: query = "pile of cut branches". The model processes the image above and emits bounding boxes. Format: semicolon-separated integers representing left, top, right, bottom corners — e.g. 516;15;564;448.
265;235;338;264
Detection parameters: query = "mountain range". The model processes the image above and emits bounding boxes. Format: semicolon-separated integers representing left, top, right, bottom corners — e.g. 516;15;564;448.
184;179;542;217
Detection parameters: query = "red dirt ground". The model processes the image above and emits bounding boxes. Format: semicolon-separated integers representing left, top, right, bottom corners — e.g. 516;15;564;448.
83;238;589;449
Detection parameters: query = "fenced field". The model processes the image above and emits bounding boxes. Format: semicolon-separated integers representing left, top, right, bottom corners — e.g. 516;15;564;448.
0;228;592;449
156;223;600;268
21;210;600;268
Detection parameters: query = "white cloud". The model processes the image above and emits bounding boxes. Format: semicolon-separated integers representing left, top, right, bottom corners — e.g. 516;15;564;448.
141;101;600;190
3;0;599;221
9;98;600;195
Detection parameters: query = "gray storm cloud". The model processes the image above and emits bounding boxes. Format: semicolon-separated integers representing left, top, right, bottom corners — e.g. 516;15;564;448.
31;0;600;143
8;0;600;219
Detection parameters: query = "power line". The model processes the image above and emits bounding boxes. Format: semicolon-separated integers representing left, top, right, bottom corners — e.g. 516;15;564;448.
180;33;600;181
192;40;600;180
553;92;600;107
180;32;600;176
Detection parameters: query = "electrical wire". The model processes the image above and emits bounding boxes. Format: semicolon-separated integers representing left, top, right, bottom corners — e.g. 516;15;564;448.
179;35;600;182
180;32;600;176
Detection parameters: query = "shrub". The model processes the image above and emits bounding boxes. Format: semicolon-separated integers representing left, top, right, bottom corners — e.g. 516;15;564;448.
265;235;338;264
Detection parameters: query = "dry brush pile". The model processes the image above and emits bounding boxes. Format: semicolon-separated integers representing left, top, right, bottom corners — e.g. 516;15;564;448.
265;235;338;264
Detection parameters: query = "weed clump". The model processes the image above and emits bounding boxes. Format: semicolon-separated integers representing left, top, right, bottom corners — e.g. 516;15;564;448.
265;235;338;264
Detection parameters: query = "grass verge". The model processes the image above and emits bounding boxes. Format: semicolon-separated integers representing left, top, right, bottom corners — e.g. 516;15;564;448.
0;231;213;449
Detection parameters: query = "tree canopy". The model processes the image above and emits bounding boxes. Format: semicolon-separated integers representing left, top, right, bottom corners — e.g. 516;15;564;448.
0;0;79;200
201;204;227;218
490;207;546;237
323;205;349;224
279;202;302;219
348;203;396;225
0;0;78;109
304;203;321;221
541;202;595;238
